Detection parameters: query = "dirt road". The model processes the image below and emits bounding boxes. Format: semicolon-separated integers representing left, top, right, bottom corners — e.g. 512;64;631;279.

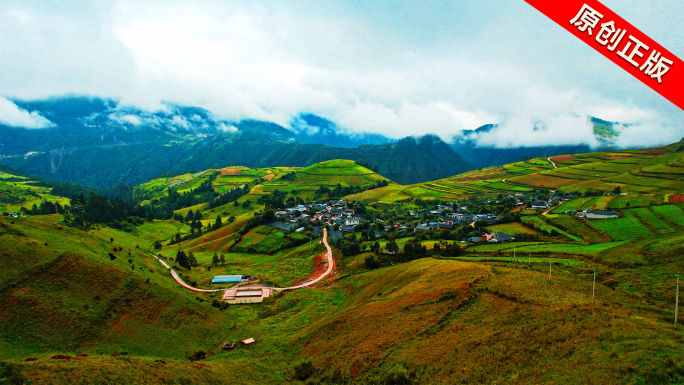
150;228;334;293
547;157;558;169
150;253;220;293
272;227;334;291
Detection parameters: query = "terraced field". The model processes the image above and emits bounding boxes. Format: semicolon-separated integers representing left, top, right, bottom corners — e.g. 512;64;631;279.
652;204;684;226
545;214;612;244
521;216;583;242
589;210;652;241
629;207;676;234
349;142;684;204
0;171;72;212
230;225;307;254
551;196;614;213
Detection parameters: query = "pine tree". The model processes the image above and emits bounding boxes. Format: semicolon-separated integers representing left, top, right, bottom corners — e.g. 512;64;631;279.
212;252;220;267
386;239;399;254
220;253;226;265
187;251;198;267
175;250;190;269
185;210;194;223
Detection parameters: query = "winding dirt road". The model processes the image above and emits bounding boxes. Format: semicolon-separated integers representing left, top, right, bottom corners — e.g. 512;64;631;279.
272;227;334;291
150;228;334;293
547;157;558;169
151;253;220;293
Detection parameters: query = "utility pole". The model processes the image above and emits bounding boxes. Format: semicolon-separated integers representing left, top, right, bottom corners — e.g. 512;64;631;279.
592;269;596;305
676;274;680;328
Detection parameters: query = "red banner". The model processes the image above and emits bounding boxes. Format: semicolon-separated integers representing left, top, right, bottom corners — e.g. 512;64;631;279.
525;0;684;111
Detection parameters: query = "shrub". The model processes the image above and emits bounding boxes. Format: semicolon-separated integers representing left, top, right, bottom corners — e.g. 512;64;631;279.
189;350;206;361
293;361;316;381
365;256;380;269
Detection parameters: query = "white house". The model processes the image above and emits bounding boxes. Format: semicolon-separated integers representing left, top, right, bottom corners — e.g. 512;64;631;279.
345;217;361;226
579;209;619;219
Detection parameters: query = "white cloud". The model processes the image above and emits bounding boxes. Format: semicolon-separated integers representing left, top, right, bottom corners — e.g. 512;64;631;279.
0;98;55;129
217;123;238;133
0;0;682;147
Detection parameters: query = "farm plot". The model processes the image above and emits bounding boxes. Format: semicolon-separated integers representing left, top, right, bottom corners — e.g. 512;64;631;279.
487;222;540;236
629;208;675;234
457;256;587;266
545;215;612;243
231;225;305;254
608;194;658;209
521;216;583;242
589;211;651;241
551;196;613;213
508;174;582;188
508;241;629;256
468;242;550;253
651;205;684;227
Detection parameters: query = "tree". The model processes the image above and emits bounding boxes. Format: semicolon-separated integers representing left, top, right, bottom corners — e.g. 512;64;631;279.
612;186;622;195
187;251;198;267
214;215;223;230
185;209;195;222
365;256;380;269
386;239;399;254
212;252;220;267
175;250;190;269
153;240;162;250
220;253;226;265
264;208;275;222
233;200;239;207
371;241;381;253
195;211;203;221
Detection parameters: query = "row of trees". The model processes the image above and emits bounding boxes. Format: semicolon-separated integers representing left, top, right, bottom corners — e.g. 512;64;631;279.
315;180;389;199
208;184;252;209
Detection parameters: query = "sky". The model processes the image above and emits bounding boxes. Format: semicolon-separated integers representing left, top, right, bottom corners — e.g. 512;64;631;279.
0;0;683;148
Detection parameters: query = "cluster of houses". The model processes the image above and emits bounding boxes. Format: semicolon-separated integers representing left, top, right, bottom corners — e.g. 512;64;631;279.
265;199;517;243
272;200;362;233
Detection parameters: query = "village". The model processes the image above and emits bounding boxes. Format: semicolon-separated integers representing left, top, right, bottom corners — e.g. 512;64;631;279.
256;189;624;246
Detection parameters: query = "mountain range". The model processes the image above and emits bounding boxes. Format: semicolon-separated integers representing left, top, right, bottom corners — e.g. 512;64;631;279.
1;96;626;188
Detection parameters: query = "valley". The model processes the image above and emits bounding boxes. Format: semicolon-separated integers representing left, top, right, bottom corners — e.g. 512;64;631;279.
1;141;684;384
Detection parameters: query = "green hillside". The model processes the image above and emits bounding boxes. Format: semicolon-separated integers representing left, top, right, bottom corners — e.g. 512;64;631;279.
348;142;684;204
2;144;684;384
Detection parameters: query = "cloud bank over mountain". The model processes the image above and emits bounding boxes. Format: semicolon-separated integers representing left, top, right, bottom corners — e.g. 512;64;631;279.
0;98;55;129
0;0;682;148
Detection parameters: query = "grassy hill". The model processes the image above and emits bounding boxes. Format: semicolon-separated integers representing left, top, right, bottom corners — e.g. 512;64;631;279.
348;142;684;204
2;144;684;384
0;166;74;213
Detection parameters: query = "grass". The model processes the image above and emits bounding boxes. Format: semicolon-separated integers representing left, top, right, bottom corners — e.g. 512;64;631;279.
230;225;302;254
545;214;613;244
629;207;676;234
521;216;583;242
3;212;684;384
4;150;684;384
590;210;652;241
160;242;324;289
652;204;684;227
456;255;587;266
468;240;628;256
0;215;235;361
